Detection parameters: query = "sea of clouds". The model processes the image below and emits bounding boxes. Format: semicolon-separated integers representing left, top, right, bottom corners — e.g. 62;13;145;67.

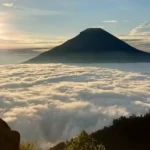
0;63;150;148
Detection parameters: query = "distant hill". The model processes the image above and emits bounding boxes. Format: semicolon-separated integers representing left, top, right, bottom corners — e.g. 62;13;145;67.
50;112;150;150
25;28;150;63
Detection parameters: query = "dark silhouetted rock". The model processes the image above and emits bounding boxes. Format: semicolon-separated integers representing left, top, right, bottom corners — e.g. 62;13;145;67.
0;118;20;150
25;28;150;63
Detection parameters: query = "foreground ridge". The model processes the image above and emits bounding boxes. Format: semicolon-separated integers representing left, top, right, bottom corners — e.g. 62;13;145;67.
50;112;150;150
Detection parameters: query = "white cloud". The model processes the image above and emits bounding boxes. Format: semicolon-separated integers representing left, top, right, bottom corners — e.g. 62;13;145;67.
2;3;61;16
92;26;104;29
0;63;150;148
102;20;118;23
2;3;14;7
102;20;129;24
118;21;150;52
130;21;150;35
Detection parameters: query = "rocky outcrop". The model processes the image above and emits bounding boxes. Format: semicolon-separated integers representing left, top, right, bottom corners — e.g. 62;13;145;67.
0;118;20;150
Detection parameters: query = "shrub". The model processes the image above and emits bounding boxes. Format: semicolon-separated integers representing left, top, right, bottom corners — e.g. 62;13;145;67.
20;142;39;150
65;131;105;150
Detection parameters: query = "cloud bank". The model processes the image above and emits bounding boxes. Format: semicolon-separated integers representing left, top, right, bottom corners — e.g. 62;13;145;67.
0;63;150;148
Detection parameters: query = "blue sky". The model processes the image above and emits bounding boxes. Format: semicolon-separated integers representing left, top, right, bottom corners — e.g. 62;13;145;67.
0;0;150;51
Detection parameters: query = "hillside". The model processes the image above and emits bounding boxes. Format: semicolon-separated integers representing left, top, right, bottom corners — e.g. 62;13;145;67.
25;28;150;63
50;112;150;150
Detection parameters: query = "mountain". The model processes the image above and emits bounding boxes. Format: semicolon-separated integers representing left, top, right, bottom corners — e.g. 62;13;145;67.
25;28;150;63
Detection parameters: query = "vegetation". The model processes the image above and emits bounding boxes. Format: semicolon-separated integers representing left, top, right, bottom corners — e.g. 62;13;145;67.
65;131;105;150
50;142;66;150
50;112;150;150
20;142;39;150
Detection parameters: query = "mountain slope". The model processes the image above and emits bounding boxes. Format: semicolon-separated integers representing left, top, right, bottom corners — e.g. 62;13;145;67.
50;112;150;150
25;28;150;63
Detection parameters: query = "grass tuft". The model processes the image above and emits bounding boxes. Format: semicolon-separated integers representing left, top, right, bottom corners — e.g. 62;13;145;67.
20;142;39;150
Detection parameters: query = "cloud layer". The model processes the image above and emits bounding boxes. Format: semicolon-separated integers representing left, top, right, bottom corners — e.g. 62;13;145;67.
0;63;150;148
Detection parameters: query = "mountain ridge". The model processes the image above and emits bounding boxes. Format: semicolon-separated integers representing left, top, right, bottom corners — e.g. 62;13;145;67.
50;112;150;150
25;28;150;63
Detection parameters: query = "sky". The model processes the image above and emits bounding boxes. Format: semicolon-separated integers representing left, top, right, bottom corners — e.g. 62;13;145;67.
0;0;150;52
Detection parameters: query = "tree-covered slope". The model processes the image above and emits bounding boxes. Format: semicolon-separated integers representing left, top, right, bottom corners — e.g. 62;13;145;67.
50;112;150;150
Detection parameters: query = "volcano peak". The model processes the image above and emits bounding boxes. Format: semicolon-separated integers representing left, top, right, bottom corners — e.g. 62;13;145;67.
80;28;106;35
25;28;150;63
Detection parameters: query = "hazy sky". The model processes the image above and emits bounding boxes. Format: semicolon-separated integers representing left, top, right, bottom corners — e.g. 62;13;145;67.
0;0;150;51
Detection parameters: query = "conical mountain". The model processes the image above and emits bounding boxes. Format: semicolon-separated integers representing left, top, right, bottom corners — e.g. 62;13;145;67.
25;28;150;63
